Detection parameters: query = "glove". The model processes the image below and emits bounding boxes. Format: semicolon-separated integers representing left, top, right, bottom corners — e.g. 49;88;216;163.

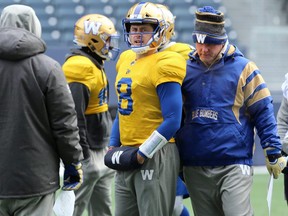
104;146;143;171
62;162;83;191
264;147;286;179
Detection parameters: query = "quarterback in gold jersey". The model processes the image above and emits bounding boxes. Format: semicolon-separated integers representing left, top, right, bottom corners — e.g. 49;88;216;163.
115;50;185;145
105;2;186;216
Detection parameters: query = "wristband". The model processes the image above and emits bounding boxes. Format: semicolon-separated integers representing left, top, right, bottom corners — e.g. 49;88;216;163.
139;130;168;158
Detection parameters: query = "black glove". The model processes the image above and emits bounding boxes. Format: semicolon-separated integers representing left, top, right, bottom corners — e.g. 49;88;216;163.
104;146;142;171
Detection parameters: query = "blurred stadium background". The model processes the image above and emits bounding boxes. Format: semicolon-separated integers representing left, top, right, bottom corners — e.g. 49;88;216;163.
1;0;288;166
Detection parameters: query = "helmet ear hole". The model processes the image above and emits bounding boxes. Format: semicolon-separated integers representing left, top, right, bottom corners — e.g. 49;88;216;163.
91;38;98;43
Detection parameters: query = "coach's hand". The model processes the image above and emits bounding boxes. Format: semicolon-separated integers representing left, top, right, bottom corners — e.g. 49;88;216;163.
264;147;286;179
62;162;83;191
104;146;143;171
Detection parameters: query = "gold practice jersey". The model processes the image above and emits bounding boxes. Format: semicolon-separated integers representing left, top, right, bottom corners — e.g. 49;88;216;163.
159;42;194;60
115;50;186;146
63;55;109;115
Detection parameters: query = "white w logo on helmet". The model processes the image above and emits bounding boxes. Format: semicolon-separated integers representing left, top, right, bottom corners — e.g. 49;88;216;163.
84;20;101;35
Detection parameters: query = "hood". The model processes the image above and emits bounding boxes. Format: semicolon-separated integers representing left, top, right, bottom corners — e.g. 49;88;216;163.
0;27;46;61
0;4;42;37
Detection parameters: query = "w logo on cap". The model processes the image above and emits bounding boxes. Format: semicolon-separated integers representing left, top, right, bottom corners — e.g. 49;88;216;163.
195;33;207;43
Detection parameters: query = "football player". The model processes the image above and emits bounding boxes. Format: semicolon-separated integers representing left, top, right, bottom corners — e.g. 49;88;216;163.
106;2;186;216
62;14;120;216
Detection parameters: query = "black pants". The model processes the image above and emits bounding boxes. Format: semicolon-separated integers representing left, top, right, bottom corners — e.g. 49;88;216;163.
285;173;288;205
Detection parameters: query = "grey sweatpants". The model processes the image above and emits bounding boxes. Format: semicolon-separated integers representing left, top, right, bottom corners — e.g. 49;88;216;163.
184;164;254;216
0;193;55;216
114;143;180;216
73;148;115;216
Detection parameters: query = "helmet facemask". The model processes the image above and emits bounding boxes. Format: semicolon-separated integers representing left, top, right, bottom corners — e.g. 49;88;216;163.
123;18;165;54
122;2;166;55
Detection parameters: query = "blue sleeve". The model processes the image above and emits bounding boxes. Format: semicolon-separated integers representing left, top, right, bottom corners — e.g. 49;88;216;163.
109;113;121;147
156;82;183;140
250;98;282;151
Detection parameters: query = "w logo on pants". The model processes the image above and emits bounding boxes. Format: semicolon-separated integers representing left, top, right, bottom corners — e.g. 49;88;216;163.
239;164;251;175
141;170;154;180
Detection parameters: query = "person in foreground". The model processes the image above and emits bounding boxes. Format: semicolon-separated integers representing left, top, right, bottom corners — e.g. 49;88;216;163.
276;73;288;204
104;2;186;216
62;14;120;216
0;4;83;216
176;6;286;216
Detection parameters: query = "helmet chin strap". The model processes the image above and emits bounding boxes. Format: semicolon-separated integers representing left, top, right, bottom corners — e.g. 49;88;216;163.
130;30;162;55
131;46;156;55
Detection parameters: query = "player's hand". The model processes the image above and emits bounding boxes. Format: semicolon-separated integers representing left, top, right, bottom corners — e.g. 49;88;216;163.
108;146;115;151
264;147;286;179
62;162;83;191
137;152;145;164
104;146;143;171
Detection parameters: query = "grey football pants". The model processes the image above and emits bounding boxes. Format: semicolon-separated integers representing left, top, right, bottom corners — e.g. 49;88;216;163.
114;143;180;216
73;148;115;216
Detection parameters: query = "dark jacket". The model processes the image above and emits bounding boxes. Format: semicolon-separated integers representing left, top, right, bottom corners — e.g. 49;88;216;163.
0;27;83;198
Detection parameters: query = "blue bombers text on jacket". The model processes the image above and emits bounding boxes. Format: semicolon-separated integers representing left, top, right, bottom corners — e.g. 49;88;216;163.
176;44;282;166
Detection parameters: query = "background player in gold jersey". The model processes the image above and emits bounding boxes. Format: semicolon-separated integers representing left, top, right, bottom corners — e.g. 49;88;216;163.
62;14;120;216
105;2;186;216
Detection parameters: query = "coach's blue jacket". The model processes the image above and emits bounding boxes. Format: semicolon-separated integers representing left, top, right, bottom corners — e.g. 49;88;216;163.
176;44;282;166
